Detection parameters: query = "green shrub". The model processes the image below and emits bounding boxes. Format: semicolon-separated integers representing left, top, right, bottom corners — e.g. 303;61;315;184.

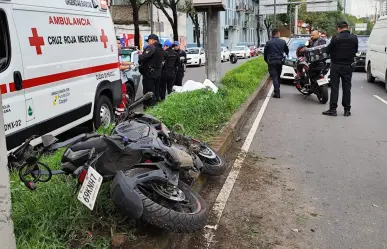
11;57;268;248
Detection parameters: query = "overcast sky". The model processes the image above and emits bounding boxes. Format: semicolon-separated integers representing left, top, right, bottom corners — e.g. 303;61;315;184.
346;0;379;17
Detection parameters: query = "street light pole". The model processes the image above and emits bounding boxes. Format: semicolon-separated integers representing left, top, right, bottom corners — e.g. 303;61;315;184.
150;0;154;34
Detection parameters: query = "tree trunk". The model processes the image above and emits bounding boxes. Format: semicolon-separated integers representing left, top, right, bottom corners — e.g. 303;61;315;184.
130;0;140;47
189;13;201;47
171;3;179;41
264;19;271;39
256;25;261;46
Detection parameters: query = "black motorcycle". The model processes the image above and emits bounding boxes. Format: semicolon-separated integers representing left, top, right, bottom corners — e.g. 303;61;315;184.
10;94;209;233
294;45;330;104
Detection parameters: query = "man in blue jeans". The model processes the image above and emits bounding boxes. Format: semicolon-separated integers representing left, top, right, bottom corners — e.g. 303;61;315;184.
264;29;289;98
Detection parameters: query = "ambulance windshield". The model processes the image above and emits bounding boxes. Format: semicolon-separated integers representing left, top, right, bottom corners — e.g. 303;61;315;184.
0;10;10;71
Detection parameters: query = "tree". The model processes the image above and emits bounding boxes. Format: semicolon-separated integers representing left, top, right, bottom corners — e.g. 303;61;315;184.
129;0;149;47
154;0;180;41
185;0;200;47
264;16;272;39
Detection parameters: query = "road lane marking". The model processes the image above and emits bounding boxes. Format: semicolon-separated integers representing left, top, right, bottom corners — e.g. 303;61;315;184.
204;85;274;248
374;95;387;105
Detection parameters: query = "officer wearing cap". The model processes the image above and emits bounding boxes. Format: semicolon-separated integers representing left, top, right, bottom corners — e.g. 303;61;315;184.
323;21;358;117
159;39;179;101
173;41;187;87
139;34;165;109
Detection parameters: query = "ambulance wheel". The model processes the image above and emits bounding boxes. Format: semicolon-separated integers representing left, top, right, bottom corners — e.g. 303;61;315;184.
94;95;114;128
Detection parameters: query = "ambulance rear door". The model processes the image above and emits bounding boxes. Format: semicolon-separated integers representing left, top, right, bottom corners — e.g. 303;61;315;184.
0;0;27;151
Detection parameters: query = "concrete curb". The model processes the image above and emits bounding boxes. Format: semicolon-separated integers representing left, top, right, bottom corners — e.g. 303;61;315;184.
150;74;271;249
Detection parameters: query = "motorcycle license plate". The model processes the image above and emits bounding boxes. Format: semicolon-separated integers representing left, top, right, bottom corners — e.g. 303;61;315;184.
317;78;329;86
77;167;103;211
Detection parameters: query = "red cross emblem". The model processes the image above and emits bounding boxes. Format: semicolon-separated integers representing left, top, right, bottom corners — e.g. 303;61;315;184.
29;28;45;55
100;29;108;48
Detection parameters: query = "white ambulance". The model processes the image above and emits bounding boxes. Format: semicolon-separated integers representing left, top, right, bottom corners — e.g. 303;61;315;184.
0;0;122;150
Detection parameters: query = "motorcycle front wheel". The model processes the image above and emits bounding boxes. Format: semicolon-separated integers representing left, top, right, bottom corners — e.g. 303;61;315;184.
125;168;208;233
318;85;329;104
197;144;226;176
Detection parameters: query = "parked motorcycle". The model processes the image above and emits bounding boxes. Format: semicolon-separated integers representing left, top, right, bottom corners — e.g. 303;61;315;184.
294;45;330;104
11;93;209;233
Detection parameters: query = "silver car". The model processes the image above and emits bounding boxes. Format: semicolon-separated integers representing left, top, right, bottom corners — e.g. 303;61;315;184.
119;47;142;103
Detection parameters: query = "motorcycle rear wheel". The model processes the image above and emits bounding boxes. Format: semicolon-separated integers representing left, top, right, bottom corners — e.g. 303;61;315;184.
125;168;208;233
318;85;329;104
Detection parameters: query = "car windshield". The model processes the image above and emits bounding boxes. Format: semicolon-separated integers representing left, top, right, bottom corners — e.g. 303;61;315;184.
187;48;200;54
358;36;369;51
233;47;245;51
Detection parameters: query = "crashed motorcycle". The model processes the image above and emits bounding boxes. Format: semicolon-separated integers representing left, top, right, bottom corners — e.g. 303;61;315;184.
11;93;209;233
113;93;226;177
294;44;330;104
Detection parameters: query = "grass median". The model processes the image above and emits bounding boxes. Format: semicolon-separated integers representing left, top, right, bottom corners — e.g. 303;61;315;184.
10;57;268;249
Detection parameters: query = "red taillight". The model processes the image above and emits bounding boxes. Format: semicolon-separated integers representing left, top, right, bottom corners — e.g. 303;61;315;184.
100;0;108;10
145;160;152;163
78;169;88;183
121;84;127;105
296;83;301;89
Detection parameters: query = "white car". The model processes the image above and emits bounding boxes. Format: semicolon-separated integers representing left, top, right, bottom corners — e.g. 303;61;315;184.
186;47;206;67
257;43;265;54
230;46;251;59
221;47;230;62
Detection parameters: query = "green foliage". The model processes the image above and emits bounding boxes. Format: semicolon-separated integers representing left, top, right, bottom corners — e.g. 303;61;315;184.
148;57;268;142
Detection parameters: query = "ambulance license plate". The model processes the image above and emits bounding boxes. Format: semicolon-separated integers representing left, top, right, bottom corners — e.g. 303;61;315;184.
77;167;103;211
317;78;329;86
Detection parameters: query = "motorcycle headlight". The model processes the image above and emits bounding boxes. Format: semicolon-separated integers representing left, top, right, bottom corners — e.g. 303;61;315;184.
356;52;361;57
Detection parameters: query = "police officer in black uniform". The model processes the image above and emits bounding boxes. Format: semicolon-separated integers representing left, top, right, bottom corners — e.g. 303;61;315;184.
173;41;187;86
159;40;179;100
323;21;358;117
139;34;165;109
264;29;289;98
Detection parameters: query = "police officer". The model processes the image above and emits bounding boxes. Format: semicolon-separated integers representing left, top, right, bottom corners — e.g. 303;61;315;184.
139;34;165;109
173;41;187;86
264;29;289;98
159;40;179;101
307;30;326;47
323;21;358;117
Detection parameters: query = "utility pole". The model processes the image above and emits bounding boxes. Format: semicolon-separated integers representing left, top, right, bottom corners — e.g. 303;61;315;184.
150;0;154;34
0;92;16;249
206;7;221;83
274;0;277;28
294;4;299;35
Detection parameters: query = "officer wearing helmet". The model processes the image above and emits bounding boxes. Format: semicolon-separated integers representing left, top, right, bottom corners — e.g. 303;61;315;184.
159;40;179;101
139;34;165;109
173;41;187;87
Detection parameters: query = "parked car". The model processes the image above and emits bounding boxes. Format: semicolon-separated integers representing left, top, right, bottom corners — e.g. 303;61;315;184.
119;47;141;104
257;43;265;54
0;0;122;151
186;47;206;67
221;47;231;62
230;46;251;59
353;35;369;71
282;37;331;82
249;46;257;57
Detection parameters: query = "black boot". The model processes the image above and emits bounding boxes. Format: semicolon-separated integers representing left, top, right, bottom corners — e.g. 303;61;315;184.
344;110;351;117
322;109;337;116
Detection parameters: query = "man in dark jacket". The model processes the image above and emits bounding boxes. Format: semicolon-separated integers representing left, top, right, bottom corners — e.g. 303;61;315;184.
139;34;165;109
264;29;289;98
307;30;326;47
159;40;179;100
173;41;187;86
323;21;358;117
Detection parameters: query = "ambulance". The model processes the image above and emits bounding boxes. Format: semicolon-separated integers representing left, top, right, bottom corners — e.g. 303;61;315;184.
0;0;122;150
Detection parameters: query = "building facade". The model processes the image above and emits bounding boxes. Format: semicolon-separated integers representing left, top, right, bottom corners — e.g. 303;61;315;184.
186;0;269;48
109;0;187;49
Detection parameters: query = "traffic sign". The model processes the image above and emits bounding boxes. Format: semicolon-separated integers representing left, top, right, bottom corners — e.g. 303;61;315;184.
259;0;288;15
306;0;338;12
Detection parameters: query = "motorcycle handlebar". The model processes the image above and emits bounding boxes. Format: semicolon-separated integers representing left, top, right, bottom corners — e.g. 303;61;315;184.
126;92;154;112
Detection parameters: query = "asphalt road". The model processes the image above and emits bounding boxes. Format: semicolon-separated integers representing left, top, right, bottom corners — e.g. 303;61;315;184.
212;73;387;249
